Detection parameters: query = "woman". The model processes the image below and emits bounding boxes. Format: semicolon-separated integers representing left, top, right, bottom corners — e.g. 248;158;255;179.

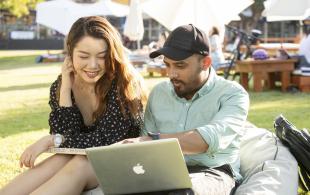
0;16;147;195
209;26;226;70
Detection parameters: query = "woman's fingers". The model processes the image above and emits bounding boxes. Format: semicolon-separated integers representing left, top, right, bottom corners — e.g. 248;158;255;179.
19;150;33;168
29;154;36;168
19;150;28;168
62;57;73;72
19;152;25;168
24;153;31;168
19;160;23;168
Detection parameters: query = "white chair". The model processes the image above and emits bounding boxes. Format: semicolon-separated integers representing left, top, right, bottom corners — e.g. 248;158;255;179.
235;127;298;195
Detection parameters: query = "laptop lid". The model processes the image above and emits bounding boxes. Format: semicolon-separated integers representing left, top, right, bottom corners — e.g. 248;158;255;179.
86;138;192;195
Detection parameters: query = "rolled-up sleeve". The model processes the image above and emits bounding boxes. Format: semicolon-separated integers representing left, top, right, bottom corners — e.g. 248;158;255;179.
196;86;249;155
142;89;157;136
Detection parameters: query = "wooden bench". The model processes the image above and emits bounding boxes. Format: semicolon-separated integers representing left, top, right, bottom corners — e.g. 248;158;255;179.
236;58;297;92
291;75;310;92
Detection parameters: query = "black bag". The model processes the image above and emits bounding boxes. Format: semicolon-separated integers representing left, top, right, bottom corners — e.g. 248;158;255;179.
274;115;310;192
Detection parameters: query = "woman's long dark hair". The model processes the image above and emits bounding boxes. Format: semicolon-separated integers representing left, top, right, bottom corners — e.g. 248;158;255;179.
64;16;147;121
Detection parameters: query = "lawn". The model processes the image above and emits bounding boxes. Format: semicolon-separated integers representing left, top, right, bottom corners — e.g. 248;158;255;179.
0;53;309;193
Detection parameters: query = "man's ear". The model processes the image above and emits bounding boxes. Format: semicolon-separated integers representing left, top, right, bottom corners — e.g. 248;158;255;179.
202;56;212;70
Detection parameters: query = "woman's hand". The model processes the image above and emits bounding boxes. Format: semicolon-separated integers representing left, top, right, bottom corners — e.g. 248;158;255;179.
60;57;74;107
61;56;75;91
19;135;53;168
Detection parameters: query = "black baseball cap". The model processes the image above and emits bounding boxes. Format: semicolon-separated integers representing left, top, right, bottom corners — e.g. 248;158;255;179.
149;24;210;61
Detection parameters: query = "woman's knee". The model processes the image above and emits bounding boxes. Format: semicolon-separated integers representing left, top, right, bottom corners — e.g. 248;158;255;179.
31;154;73;173
70;156;98;188
64;155;90;173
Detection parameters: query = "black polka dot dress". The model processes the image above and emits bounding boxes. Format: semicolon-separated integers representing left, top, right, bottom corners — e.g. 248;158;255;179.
48;77;143;148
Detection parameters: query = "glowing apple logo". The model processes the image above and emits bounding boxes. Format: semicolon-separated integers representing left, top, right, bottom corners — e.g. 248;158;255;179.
133;163;145;175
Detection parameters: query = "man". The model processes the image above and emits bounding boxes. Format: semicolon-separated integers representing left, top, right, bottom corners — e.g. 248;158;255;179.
137;24;249;194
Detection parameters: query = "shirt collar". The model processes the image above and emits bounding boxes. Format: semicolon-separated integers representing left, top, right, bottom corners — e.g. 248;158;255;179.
196;67;216;97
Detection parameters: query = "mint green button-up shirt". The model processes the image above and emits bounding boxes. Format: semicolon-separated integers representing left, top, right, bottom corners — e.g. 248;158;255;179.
143;68;249;180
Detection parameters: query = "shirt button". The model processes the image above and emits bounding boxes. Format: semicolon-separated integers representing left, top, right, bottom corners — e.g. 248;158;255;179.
185;103;190;107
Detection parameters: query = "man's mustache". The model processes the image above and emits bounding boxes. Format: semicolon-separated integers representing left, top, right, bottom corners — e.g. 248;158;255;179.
170;79;184;85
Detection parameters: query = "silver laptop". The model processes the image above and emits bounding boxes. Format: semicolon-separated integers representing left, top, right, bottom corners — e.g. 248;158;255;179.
85;138;192;195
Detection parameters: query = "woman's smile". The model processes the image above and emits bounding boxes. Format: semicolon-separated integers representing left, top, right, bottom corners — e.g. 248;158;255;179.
84;70;100;79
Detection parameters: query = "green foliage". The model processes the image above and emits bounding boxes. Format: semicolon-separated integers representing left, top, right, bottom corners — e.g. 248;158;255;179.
0;0;45;17
253;0;266;10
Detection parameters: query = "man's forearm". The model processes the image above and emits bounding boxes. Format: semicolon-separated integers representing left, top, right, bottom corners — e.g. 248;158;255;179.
160;130;209;155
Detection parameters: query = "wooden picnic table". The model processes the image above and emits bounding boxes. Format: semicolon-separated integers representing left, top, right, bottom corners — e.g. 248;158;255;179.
236;58;297;92
146;66;167;76
240;43;299;56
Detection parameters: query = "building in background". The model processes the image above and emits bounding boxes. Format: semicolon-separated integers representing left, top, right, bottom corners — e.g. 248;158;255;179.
0;0;307;50
0;0;166;50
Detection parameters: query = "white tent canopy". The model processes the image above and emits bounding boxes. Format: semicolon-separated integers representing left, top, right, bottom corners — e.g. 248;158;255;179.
123;0;144;41
141;0;253;37
36;0;129;35
263;0;310;21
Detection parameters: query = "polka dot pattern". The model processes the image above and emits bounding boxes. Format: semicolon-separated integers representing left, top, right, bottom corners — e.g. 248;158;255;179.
48;77;143;148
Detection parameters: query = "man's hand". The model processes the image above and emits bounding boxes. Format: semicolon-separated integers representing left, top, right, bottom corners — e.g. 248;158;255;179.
19;135;53;169
115;136;152;145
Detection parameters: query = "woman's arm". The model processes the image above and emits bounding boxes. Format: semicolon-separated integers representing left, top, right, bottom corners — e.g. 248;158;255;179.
59;57;74;107
19;135;54;168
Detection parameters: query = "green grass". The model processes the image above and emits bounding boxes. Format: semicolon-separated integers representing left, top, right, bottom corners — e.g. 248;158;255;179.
249;91;310;130
0;53;309;194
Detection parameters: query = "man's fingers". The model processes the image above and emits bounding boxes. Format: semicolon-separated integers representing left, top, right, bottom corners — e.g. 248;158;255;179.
122;139;135;144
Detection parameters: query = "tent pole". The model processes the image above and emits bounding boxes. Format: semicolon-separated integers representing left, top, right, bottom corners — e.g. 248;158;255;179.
137;40;141;50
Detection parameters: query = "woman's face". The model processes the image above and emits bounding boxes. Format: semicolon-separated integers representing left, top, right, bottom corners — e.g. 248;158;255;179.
72;36;108;85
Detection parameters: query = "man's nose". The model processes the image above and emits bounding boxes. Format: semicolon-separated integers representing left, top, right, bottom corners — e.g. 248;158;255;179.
168;69;178;79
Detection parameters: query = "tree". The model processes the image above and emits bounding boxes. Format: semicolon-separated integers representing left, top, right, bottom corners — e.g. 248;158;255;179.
0;0;45;17
239;0;266;33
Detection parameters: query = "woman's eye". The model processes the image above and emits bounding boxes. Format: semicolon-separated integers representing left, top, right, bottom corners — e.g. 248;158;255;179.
79;56;88;59
98;56;105;59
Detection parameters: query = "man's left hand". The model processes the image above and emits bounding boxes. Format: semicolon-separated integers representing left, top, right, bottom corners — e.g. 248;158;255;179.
115;136;151;145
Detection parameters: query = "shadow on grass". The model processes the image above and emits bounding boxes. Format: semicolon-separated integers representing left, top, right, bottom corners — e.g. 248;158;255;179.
0;103;50;138
0;55;60;71
0;83;52;92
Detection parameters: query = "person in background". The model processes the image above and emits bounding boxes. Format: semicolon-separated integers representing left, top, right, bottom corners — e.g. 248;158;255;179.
0;16;146;195
298;25;310;68
209;26;226;70
157;31;169;49
149;31;169;50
